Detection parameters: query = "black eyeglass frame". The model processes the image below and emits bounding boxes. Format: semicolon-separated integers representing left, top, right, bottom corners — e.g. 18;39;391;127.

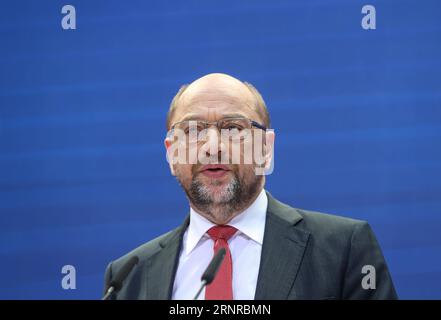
169;117;268;133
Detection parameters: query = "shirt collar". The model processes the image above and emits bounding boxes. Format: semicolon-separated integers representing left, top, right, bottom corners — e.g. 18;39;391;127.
185;188;268;256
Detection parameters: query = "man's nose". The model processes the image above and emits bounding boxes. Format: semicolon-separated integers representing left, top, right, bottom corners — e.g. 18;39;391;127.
204;127;227;157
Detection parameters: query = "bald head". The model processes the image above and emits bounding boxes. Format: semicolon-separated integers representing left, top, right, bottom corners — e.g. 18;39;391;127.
166;73;270;130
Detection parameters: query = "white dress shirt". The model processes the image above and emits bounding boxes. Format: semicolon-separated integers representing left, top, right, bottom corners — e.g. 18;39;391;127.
172;189;268;300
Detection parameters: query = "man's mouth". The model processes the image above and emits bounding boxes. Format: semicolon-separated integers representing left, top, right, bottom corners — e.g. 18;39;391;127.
199;164;230;178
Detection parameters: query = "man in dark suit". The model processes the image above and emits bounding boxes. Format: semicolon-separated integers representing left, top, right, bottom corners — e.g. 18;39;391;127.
104;73;397;300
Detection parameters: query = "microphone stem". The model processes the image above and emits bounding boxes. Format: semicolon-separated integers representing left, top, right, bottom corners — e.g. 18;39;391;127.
193;280;207;300
102;286;115;300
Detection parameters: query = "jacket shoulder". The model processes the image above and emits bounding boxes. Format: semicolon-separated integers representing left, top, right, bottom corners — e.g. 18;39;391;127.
109;226;181;272
296;207;368;234
268;192;367;235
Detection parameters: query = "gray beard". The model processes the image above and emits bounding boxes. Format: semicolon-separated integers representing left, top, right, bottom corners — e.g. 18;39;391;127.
182;172;262;223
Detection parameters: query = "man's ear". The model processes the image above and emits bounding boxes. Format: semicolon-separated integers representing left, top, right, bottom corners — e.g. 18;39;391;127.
263;130;275;174
164;137;176;176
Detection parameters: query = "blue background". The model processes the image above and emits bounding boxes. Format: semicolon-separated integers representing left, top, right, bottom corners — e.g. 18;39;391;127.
1;0;440;299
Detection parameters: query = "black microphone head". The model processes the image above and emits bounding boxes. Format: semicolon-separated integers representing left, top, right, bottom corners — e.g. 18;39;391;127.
201;248;226;285
108;255;139;292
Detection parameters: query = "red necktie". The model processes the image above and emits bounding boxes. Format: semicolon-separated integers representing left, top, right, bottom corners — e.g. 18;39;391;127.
205;225;238;300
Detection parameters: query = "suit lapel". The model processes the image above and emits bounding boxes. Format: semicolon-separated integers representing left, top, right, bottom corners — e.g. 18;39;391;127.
144;215;190;299
254;193;310;299
143;192;310;300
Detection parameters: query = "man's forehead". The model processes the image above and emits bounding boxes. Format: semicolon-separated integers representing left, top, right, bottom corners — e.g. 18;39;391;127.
175;100;256;123
182;83;252;102
177;87;257;116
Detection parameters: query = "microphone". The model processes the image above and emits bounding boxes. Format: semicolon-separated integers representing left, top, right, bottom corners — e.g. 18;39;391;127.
102;256;139;300
193;248;226;300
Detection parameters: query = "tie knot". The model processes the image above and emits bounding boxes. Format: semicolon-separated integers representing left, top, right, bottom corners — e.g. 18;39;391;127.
207;225;237;241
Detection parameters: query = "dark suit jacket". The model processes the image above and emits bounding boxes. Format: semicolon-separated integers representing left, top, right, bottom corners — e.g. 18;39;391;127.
103;192;398;299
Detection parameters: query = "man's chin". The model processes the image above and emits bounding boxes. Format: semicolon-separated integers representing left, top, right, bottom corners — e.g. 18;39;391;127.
200;182;229;196
194;179;235;203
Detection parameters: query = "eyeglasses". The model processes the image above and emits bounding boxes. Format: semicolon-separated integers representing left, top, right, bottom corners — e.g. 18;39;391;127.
168;117;267;143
